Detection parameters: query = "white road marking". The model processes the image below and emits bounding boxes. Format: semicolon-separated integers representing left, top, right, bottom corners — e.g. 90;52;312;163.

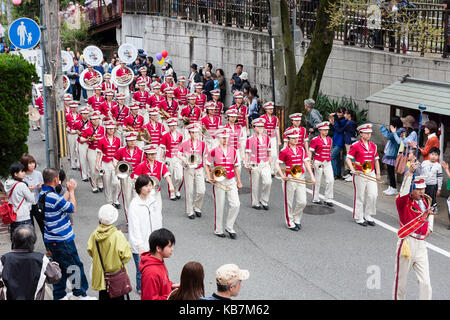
306;188;450;258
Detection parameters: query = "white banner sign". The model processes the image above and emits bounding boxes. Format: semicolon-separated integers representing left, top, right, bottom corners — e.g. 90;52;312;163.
11;49;43;81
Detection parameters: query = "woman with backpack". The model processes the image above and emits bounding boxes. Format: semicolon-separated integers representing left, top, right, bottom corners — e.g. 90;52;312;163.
3;162;35;246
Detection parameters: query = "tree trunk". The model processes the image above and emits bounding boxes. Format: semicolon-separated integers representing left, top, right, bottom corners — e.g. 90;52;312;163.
293;0;337;115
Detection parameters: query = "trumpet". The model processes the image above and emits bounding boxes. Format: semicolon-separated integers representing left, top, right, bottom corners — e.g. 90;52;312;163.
354;161;384;183
278;165;315;185
210;165;231;191
115;161;132;179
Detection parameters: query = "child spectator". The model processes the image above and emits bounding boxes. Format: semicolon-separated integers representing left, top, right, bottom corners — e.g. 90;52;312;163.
421;147;443;205
139;228;179;300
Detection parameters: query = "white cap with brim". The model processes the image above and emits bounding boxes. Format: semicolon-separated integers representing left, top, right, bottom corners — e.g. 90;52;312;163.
216;264;250;286
98;204;118;225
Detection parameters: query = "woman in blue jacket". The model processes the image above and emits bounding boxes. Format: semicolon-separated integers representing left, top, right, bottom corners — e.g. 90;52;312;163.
329;107;347;179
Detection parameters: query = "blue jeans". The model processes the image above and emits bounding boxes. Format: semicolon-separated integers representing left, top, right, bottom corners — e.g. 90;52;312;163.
46;240;89;300
331;146;344;177
133;253;141;291
82;87;87;99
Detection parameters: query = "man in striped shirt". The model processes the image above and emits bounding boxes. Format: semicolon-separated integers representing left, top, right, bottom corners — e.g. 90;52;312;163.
40;168;95;300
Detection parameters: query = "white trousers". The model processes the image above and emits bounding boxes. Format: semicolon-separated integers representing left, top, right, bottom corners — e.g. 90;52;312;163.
213;177;240;234
100;161;120;204
78;142;90;180
166;157;183;197
87;148;103;189
282;178;307;228
67;133;79;168
352;172;377;223
312;160;334;202
393;237;432;300
250;161;272;207
269;136;278;173
184;166;205;216
205;136;218;154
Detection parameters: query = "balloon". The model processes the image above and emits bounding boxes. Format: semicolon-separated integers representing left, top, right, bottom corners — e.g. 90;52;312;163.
156;53;163;61
13;0;22;5
157;58;164;66
161;50;168;58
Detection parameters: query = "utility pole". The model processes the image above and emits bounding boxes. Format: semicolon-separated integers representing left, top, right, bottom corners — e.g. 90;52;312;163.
40;0;64;169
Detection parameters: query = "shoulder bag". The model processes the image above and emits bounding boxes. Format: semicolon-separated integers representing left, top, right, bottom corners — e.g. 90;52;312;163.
95;238;132;299
0;182;23;225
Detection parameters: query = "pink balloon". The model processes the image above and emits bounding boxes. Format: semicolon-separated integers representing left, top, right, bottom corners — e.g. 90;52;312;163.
12;0;22;5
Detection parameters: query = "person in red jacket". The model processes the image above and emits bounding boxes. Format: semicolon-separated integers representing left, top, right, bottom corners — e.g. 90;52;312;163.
139;228;179;300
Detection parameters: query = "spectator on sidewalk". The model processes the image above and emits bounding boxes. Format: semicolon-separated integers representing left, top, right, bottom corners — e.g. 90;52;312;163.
87;204;132;300
40;168;96;300
304;98;322;137
246;87;260;125
21;155;44;238
421;147;443;205
342;110;357;181
411;120;439;161
203;71;215;101
441;160;450;230
201;264;249;300
128;174;162;295
67;57;84;102
380;116;403;195
216;68;226;104
168;261;205;300
230;64;244;103
4;162;35;245
139;228;179;300
0;225;61;300
329;108;346;180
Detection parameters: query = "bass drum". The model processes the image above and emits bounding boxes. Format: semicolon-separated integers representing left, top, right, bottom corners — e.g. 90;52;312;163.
62;75;70;92
111;65;134;87
79;68;103;90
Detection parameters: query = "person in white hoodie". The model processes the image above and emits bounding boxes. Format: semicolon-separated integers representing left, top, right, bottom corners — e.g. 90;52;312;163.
4;162;35;246
127;174;162;294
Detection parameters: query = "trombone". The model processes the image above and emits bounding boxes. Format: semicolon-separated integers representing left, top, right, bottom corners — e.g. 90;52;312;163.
278;165;315;185
354;161;384;183
210;166;231;191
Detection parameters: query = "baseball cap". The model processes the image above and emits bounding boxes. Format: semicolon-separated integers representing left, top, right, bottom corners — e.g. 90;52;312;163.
216;264;249;286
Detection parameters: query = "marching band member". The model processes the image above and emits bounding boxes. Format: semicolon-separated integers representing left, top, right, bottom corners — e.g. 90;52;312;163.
123;104;145;148
131;144;174;218
99;90;117;121
142;108;166;160
201;102;222;151
146;82;165;110
178;123;208;219
86;111;105;193
276;128;315;232
194;83;207;113
135;66;151;91
35;86;45;141
210;89;223;118
205;127;243;239
111;93;129;143
229;91;249;138
96;120;121;208
180;93;202;138
173;76;188;111
75;107;93;182
63;93;72;115
283;113;309;158
163;89;179;120
83;65;98;98
160;118;184;200
244;118;272;211
345;123;381;227
393;164;433;300
260;101;280;175
116;61;131;101
309;121;334;206
113;131;144;216
66;101;82;170
132;80;151;124
87;85;106;113
161;73;176;96
224;109;246;166
101;73;117;94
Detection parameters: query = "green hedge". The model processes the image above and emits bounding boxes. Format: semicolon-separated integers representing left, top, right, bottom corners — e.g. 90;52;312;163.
0;53;39;178
315;92;368;126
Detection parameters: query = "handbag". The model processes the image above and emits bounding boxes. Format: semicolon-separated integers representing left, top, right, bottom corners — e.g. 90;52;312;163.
395;143;408;175
95;239;132;299
0;182;23;225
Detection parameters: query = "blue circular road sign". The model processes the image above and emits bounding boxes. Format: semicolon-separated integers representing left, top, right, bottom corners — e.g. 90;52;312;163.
8;17;41;50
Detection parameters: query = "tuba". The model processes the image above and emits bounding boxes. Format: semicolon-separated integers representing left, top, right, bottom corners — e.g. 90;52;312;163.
115;161;132;179
111;65;134;87
279;165;315;184
211;166;231;191
80;69;103;90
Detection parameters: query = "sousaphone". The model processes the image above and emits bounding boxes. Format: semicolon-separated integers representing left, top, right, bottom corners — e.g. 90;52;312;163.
61;50;74;72
80;68;103;90
62;75;70;92
111;43;137;88
83;45;103;67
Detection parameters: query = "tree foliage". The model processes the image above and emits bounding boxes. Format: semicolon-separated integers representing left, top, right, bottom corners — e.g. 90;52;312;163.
0;54;39;178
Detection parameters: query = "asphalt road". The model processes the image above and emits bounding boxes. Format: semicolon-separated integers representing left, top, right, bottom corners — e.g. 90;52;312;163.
17;129;450;300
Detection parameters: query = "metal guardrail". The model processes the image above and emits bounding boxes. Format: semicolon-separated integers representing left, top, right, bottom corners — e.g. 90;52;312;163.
90;0;449;58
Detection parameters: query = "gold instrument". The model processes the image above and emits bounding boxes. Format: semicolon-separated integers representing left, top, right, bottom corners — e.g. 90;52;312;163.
211;166;231;191
183;116;190;126
137;128;152;142
355;161;384;183
124;125;135;132
279;165;315;185
159;108;171;121
115;161;133;179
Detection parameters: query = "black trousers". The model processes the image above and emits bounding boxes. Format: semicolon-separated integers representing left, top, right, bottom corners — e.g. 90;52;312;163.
425;184;438;205
386;164;396;189
72;82;82;101
98;290;129;300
